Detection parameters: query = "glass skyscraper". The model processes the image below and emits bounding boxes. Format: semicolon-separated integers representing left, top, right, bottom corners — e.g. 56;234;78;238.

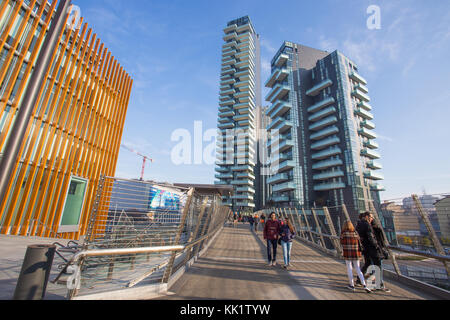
265;42;384;218
215;16;261;212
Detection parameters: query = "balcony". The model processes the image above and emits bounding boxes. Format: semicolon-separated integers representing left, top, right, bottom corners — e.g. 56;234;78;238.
233;194;253;201
267;173;289;185
312;158;344;170
236;23;252;33
218;122;234;130
215;160;233;166
267;116;285;130
221;67;236;76
220;88;236;97
235;80;253;88
352;89;370;102
236;186;256;193
234;87;255;100
361;120;376;130
231;179;253;186
222;49;237;58
219;99;235;107
265;68;289;88
307;97;335;114
222;40;237;49
223;32;237;41
235;202;255;208
273;120;293;133
221;78;236;86
265;83;290;103
223;24;237;33
308;107;337;123
312;147;342;160
364;171;384;181
310;126;339;141
221;58;236;67
215;166;230;173
233;113;252;121
215;173;233;180
355;83;369;94
273;182;296;193
219;112;235;119
313;170;345;181
235;69;254;79
370;183;386;191
367;161;382;170
354;108;374;120
237;172;256;180
231;165;252;172
275;53;289;67
364;140;379;149
311;137;340;150
234;102;253;110
270;153;291;166
278;160;296;172
349;72;367;85
361;148;381;159
267;100;291;118
306;79;333;96
273;196;290;203
272;139;295;153
358;101;372;111
314;182;346;191
358;127;377;139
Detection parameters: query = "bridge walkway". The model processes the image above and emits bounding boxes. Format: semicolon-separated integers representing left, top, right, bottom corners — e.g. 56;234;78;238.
157;224;436;300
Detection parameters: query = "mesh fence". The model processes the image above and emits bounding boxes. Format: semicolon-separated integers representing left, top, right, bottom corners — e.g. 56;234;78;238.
257;193;450;290
65;176;230;298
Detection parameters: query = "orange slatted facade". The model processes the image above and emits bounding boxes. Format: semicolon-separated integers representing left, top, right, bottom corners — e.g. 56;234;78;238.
0;0;133;240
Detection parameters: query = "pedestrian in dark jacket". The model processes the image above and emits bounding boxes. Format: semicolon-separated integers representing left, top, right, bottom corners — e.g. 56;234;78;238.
340;220;371;293
264;212;281;267
355;212;379;276
371;219;391;292
248;215;254;231
279;217;295;269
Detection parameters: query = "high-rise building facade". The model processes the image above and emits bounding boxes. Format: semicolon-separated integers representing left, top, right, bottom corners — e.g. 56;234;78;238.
265;42;384;218
0;0;133;239
215;16;261;212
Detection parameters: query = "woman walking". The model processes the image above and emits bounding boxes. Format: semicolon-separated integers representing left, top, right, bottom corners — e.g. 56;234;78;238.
279;217;296;269
340;220;372;293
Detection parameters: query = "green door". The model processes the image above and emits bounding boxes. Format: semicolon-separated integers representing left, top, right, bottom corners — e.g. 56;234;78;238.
59;177;88;233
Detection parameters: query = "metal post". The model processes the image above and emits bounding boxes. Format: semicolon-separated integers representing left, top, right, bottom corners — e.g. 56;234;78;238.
13;245;56;300
369;201;401;276
301;208;314;243
412;195;450;277
323;207;342;257
292;208;305;239
0;0;72;208
184;196;209;264
341;204;352;223
162;188;195;283
311;208;326;248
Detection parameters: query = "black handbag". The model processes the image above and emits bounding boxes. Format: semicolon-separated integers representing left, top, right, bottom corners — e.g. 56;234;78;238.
277;238;282;245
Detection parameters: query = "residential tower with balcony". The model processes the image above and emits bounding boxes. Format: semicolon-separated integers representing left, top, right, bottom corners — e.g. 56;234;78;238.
265;42;384;217
215;16;261;212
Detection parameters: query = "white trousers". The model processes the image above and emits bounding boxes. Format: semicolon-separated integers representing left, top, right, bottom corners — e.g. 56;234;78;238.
346;260;366;287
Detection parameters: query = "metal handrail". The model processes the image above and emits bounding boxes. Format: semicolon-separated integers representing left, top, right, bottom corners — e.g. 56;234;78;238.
389;246;450;263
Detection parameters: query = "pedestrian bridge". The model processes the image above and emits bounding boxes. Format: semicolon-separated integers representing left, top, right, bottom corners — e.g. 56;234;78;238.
14;177;446;300
157;225;438;300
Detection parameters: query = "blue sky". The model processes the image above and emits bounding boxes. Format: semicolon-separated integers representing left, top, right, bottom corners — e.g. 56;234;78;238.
74;0;450;201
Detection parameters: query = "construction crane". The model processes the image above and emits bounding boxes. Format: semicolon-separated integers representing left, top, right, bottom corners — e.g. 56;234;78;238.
121;144;153;181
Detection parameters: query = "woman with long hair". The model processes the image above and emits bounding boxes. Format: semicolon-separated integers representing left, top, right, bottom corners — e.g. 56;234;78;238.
279;217;296;269
340;220;371;293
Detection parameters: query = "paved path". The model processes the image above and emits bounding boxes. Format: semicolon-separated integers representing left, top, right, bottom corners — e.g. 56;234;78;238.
0;235;71;300
158;225;436;300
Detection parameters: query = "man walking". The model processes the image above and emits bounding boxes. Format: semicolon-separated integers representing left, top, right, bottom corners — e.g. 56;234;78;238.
356;212;390;292
264;212;281;267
